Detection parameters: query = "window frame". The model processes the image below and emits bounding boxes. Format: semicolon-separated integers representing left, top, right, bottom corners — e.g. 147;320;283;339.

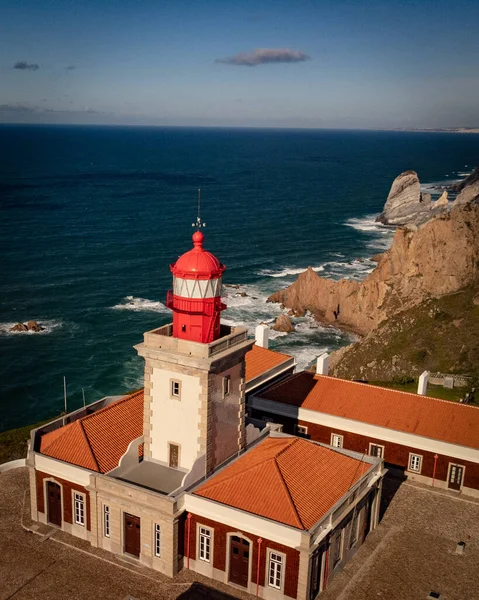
267;549;286;591
154;523;161;557
103;505;110;537
408;453;423;474
73;491;85;527
222;375;231;398
170;379;181;400
368;443;385;459
198;525;212;563
331;433;344;448
295;424;308;436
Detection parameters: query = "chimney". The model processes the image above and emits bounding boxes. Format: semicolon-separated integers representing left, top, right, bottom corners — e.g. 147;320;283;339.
417;371;429;395
255;324;269;349
316;353;330;376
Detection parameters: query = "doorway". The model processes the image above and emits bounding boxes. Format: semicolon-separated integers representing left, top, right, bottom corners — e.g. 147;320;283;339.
229;536;250;588
448;464;464;490
124;513;141;557
47;481;62;527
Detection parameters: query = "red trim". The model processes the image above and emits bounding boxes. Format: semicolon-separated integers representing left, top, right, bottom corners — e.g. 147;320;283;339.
256;538;263;596
432;454;439;486
186;514;192;568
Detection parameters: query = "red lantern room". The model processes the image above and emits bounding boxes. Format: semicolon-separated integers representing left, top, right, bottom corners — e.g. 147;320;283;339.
167;230;226;343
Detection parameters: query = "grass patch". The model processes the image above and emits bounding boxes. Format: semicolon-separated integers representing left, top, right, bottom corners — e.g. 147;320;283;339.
0;417;56;464
369;381;465;402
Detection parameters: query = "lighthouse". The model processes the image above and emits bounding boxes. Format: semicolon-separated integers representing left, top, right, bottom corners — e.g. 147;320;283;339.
167;230;226;343
135;225;254;475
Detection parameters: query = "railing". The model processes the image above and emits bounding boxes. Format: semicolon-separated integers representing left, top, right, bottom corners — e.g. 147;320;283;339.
166;290;226;316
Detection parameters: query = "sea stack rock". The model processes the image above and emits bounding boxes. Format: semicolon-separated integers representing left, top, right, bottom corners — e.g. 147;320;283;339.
376;171;432;226
272;314;295;333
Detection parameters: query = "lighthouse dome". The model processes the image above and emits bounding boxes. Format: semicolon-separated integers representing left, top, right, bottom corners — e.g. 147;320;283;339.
171;231;225;279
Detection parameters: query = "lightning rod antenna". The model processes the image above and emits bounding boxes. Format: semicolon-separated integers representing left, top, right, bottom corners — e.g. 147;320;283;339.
192;188;206;229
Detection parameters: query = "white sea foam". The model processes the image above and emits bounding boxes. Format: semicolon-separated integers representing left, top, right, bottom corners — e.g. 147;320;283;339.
112;296;169;313
258;266;324;278
0;319;63;336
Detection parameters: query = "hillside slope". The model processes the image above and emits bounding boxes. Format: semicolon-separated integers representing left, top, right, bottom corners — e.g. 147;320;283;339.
330;286;479;381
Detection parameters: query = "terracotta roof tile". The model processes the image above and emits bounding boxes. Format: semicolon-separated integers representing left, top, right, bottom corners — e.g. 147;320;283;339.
260;372;479;449
245;345;292;383
194;436;371;529
40;390;144;473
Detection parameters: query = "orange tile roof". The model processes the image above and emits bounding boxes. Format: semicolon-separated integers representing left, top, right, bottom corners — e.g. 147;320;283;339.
245;345;292;383
260;372;479;450
40;390;144;473
194;436;371;529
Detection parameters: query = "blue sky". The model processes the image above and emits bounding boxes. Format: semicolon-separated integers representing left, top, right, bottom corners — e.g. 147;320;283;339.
1;0;478;128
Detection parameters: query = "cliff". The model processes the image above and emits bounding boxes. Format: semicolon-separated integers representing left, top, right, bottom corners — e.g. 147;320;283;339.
268;200;479;335
329;285;479;381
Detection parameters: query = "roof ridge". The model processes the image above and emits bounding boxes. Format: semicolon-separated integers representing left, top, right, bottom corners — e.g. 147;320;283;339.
197;439;291;492
80;389;144;424
274;436;299;459
41;421;74;451
313;374;479;411
78;420;101;471
272;454;305;529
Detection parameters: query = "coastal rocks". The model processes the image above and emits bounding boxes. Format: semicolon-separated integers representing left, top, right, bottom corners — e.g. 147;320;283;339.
376;171;433;226
451;166;479;192
453;181;479;207
272;314;295;333
10;320;44;332
435;190;449;208
268;202;479;335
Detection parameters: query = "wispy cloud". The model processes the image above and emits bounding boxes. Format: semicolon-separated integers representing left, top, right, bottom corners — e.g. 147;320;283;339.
13;61;40;71
66;65;76;70
0;103;37;112
216;48;310;67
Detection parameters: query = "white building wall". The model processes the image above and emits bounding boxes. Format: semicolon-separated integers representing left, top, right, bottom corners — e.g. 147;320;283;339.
150;367;202;469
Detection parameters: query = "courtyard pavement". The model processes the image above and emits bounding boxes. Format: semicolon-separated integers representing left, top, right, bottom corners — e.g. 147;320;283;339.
1;468;477;600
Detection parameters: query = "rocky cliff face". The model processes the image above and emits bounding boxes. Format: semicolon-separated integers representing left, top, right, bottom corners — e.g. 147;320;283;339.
375;170;449;226
268;201;479;335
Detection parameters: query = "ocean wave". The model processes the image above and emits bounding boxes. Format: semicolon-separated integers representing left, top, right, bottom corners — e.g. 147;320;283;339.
0;319;63;336
112;296;169;313
344;214;391;234
258;266;324;278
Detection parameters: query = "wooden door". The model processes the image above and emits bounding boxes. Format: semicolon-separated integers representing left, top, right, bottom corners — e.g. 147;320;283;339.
448;464;464;490
169;443;179;468
229;536;250;588
124;513;141;557
47;481;62;526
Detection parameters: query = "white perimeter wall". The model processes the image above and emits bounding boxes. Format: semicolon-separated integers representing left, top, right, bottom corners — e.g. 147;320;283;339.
150;367;202;469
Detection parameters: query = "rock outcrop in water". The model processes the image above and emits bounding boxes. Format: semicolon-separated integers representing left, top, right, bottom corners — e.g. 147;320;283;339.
376;170;440;226
268;200;479;335
272;314;295;333
10;320;44;332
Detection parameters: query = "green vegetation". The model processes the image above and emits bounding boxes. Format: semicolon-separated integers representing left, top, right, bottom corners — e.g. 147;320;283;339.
0;417;56;464
368;381;466;402
334;285;479;383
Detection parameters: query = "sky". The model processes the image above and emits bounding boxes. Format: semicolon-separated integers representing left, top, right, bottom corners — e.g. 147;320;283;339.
1;0;478;129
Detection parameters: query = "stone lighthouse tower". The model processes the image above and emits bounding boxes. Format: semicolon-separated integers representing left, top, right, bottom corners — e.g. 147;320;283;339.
135;230;253;478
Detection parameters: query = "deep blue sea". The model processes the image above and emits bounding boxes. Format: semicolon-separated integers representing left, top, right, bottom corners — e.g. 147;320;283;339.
1;125;477;431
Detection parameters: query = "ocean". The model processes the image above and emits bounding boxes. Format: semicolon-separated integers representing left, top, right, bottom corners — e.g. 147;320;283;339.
1;125;477;431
